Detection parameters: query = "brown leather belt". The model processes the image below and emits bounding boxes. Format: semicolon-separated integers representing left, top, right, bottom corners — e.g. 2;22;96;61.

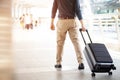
59;16;75;19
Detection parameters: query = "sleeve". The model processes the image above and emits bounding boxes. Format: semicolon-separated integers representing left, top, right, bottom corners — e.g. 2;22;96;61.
75;0;83;20
51;0;58;18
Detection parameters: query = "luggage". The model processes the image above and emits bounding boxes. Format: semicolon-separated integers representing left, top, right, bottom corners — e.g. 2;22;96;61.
79;29;116;77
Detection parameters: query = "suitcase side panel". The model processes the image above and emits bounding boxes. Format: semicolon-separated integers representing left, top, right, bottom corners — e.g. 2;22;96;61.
84;45;97;72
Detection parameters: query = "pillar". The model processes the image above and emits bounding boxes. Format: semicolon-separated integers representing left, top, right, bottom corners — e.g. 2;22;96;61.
0;0;13;80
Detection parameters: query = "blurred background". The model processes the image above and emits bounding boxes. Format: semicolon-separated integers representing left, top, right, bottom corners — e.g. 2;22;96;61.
0;0;120;80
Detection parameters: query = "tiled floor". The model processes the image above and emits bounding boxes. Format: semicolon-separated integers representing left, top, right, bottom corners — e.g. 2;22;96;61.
12;23;120;80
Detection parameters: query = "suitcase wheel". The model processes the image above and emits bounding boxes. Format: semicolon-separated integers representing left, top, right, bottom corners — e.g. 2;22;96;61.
91;72;95;77
108;72;112;75
112;66;116;70
110;64;116;70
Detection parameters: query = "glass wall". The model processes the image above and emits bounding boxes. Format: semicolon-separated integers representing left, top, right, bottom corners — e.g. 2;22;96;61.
77;0;120;51
90;0;120;14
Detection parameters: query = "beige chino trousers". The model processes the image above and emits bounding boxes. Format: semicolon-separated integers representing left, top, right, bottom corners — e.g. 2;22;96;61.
56;19;83;64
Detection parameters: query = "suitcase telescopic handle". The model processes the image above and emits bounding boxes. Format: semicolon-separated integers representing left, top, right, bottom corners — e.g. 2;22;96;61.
79;28;92;45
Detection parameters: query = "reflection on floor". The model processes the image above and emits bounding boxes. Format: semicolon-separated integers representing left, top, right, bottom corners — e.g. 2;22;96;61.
12;23;120;80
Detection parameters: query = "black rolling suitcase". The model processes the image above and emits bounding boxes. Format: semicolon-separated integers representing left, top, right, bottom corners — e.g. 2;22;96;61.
79;29;116;77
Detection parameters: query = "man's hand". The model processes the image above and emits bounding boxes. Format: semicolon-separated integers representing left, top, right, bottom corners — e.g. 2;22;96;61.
50;18;55;30
80;20;86;31
81;27;86;31
50;23;55;30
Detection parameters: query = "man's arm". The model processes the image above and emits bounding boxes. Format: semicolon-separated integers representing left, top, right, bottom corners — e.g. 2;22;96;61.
50;0;58;30
75;0;86;31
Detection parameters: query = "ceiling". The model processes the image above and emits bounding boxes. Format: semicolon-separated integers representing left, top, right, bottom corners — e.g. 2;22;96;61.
12;0;53;8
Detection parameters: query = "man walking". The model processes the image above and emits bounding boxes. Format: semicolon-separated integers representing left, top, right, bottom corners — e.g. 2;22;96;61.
50;0;86;70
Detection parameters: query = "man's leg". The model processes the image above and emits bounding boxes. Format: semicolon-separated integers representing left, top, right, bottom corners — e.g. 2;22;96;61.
68;20;84;69
55;20;67;68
